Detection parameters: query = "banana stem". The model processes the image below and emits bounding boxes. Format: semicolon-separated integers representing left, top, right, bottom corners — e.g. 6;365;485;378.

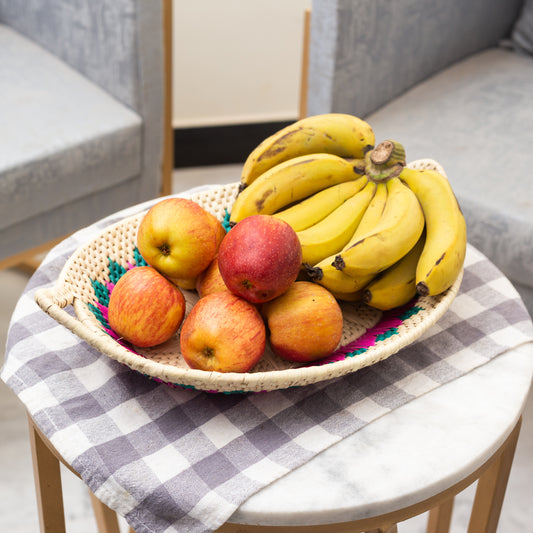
362;289;372;304
304;263;323;280
332;255;345;271
366;140;406;183
348;158;366;176
416;281;430;297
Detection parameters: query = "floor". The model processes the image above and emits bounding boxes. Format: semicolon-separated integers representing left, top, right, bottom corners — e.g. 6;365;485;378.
0;165;531;532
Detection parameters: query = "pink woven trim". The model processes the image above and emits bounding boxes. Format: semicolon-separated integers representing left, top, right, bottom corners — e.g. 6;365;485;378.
314;302;423;366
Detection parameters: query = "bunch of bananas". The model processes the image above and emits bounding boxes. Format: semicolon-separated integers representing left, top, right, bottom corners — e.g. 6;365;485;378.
230;113;467;311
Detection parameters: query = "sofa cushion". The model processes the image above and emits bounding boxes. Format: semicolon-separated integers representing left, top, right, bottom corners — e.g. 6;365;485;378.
511;0;533;56
365;47;533;290
0;24;142;232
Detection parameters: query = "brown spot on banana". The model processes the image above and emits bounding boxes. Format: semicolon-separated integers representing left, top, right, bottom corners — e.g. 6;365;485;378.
434;252;446;265
254;188;275;212
257;127;305;161
424;251;446;278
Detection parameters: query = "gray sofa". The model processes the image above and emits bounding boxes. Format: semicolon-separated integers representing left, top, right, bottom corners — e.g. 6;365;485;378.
307;0;533;316
0;0;166;267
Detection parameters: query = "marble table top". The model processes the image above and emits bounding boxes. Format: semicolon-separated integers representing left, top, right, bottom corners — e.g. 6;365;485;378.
230;341;533;526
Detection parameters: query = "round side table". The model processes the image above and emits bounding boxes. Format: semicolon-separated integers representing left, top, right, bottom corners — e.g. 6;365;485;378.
27;342;531;533
7;185;532;533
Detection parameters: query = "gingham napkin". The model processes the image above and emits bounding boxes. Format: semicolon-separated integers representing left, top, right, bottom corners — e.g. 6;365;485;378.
2;189;533;533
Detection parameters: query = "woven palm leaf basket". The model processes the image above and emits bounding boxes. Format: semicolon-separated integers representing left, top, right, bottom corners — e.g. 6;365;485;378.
35;159;462;393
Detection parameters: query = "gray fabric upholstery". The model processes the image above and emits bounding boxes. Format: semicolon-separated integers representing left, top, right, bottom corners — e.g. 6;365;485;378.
308;0;524;118
0;25;141;231
0;0;140;109
307;0;533;316
2;178;145;260
0;0;165;262
512;0;533;55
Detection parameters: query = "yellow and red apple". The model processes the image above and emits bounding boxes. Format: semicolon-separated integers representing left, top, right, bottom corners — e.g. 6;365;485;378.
108;266;186;347
195;255;229;298
261;281;344;362
179;291;266;372
137;198;218;280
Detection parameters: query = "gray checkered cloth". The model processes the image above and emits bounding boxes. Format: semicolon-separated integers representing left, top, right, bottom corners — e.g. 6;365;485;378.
2;192;533;533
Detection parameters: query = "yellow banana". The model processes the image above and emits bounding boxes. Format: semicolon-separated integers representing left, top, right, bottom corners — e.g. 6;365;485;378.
240;113;375;188
333;177;425;277
399;167;467;296
306;260;375;295
272;178;367;231
304;182;386;294
362;233;425;310
328;289;365;302
297;180;376;266
229;153;365;223
350;181;388;237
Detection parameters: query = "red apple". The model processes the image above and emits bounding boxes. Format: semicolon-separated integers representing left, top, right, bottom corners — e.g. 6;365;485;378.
108;266;186;348
217;215;302;303
195;255;229;298
179;292;266;372
261;281;344;362
137;198;218;279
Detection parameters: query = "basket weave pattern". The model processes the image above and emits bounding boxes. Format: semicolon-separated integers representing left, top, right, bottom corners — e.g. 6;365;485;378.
35;160;461;393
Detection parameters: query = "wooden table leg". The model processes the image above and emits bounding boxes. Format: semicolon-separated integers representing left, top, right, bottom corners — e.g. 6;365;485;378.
89;489;121;533
467;418;521;533
27;415;66;533
366;525;398;533
426;497;454;533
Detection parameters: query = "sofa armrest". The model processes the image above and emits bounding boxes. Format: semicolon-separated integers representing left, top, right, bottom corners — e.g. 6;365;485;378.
0;0;157;112
0;0;166;200
308;0;524;118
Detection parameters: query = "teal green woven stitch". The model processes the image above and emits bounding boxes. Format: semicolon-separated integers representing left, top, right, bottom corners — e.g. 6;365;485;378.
91;278;110;308
134;247;149;267
108;258;127;285
399;305;424;320
88;301;106;327
375;328;399;342
222;209;232;232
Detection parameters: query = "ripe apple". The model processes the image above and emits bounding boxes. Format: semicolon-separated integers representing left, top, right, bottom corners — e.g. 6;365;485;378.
108;266;186;348
137;198;218;279
217;215;302;303
204;210;227;250
195;255;229;298
179;291;266;372
169;276;198;291
261;281;344;362
169;213;227;292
